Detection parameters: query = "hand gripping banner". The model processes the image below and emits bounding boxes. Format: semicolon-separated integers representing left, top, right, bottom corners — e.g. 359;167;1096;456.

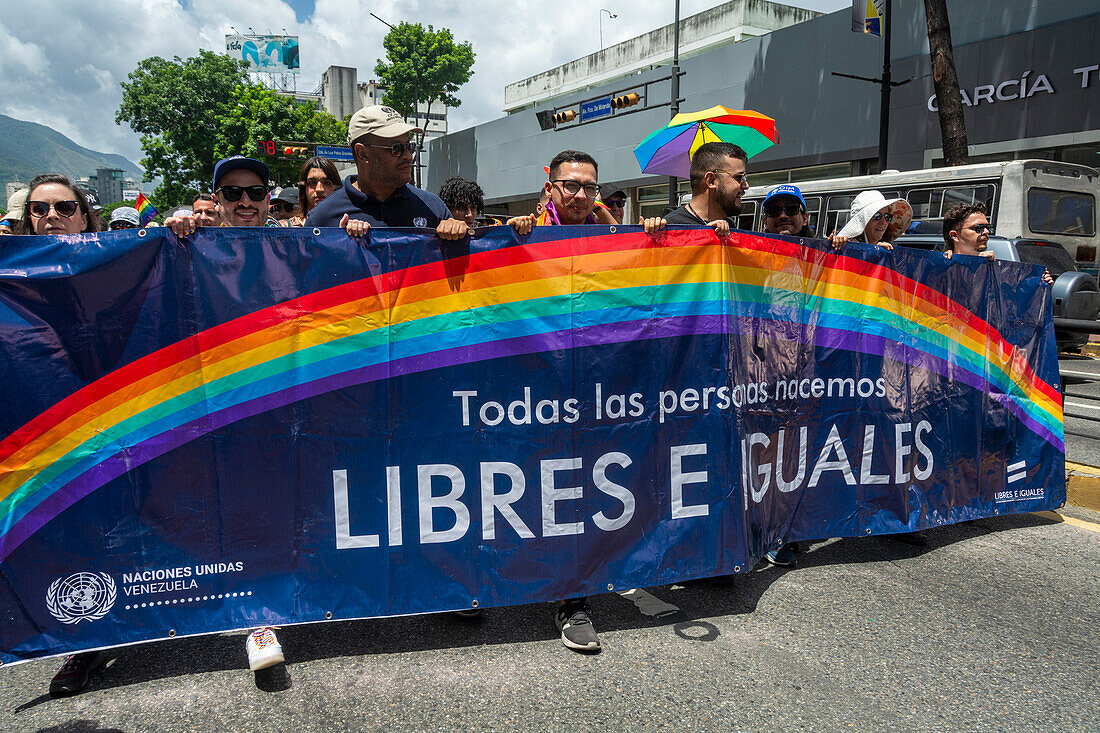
0;225;1064;664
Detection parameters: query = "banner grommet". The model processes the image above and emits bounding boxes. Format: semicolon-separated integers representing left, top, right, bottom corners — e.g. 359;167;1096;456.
324;611;333;619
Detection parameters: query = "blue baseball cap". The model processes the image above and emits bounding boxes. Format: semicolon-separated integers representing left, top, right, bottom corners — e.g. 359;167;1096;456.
763;184;807;210
213;155;271;190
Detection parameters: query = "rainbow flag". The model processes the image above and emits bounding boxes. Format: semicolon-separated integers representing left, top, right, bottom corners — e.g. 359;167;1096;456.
134;192;159;225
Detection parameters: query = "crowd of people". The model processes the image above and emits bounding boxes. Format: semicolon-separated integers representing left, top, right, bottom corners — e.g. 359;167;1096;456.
0;102;1052;696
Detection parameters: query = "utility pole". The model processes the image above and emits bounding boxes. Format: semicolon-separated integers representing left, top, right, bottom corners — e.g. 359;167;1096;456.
923;0;969;165
668;0;682;210
831;0;911;172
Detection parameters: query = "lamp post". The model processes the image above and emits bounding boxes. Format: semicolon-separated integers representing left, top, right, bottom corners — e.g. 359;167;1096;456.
370;12;422;187
600;9;617;50
668;0;682;210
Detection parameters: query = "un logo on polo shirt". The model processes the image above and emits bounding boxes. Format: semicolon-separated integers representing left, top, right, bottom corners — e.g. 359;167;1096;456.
414;217;427;227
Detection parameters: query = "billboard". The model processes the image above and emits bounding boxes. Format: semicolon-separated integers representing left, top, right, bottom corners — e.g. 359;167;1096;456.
225;34;300;74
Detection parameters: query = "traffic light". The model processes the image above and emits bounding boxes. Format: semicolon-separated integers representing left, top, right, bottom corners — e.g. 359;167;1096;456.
281;144;311;158
611;92;640;110
552;109;576;125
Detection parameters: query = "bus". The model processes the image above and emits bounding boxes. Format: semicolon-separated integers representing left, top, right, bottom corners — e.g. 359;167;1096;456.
741;160;1099;271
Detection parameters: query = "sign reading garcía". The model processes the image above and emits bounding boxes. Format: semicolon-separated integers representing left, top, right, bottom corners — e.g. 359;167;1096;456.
0;226;1064;664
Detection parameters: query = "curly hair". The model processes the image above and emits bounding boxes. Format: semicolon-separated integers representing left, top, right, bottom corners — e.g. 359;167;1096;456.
438;177;485;212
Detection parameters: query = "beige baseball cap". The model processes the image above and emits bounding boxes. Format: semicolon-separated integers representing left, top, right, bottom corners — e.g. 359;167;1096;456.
346;105;424;145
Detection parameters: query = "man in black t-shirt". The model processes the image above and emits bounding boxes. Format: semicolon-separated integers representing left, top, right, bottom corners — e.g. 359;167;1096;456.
642;142;748;234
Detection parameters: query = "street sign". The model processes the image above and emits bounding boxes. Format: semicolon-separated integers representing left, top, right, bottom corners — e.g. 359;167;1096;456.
316;145;355;162
579;96;613;123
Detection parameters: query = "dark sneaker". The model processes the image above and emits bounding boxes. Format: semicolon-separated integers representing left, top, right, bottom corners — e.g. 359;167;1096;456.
765;544;797;567
555;599;600;652
49;651;108;696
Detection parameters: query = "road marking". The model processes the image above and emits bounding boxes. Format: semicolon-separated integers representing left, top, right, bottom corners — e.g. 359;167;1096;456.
619;588;681;617
1058;370;1100;380
1065;400;1100;411
1033;510;1100;534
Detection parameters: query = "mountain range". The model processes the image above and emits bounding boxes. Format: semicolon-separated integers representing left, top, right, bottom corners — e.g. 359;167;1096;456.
0;113;142;200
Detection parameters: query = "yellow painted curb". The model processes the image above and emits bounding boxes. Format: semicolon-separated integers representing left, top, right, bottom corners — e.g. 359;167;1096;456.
1032;510;1100;534
1065;464;1100;512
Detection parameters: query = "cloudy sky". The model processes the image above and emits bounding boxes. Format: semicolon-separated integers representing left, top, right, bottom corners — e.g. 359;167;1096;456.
0;0;848;167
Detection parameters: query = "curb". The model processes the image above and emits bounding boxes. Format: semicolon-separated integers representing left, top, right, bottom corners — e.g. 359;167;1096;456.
1066;461;1100;512
1082;343;1100;358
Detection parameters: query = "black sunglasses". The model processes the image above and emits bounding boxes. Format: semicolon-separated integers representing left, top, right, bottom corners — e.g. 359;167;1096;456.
367;142;420;157
966;224;993;234
28;200;80;218
109;221;138;230
216;185;268;202
764;203;803;218
270;202;294;213
605;198;626;208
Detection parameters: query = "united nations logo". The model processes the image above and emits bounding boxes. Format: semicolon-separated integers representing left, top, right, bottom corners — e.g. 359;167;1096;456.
413;217;427;228
46;572;117;624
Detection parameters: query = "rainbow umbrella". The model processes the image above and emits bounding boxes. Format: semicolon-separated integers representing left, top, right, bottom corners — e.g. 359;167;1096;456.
633;106;779;178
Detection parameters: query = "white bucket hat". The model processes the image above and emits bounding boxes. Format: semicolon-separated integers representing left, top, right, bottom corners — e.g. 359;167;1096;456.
838;190;913;242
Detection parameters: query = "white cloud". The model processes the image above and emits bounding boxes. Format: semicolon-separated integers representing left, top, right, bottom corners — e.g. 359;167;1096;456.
0;1;848;166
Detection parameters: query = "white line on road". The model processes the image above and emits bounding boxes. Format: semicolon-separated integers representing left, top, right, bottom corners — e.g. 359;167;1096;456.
1059;370;1100;379
1065;400;1100;411
618;588;681;618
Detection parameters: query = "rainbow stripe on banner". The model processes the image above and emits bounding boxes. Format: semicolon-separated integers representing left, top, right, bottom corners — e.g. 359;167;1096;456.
0;229;1063;561
134;192;159;226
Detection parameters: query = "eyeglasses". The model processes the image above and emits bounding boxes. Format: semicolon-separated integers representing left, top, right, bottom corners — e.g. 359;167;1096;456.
764;203;803;218
270;202;294;214
302;176;336;190
869;212;894;222
605;198;626;209
366;142;420;157
109;221;138;230
966;224;993;234
28;200;80;218
552;180;601;197
216;185;268;202
711;170;749;185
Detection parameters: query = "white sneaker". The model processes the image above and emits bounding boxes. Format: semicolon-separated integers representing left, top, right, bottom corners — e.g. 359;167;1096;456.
245;627;284;671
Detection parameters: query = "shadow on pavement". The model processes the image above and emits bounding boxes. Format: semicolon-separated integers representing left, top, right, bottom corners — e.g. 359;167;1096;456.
15;512;1054;699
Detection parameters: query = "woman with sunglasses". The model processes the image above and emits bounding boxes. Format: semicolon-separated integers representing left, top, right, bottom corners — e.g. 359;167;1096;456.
834;190;911;249
17;174;96;236
295;156;341;225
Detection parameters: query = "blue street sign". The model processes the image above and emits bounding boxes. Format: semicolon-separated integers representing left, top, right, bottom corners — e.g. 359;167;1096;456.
580;97;613;123
316;145;355;161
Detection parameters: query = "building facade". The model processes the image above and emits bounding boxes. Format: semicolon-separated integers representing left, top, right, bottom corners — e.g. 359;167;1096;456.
427;0;1100;220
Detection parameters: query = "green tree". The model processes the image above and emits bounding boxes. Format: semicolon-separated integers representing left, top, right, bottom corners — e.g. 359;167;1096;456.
117;51;249;204
117;51;347;204
374;23;475;126
213;84;347;186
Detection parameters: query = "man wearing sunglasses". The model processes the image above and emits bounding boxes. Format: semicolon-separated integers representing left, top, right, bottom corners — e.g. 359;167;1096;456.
641;142;747;235
761;185;812;238
305;105;468;238
165;156;277;235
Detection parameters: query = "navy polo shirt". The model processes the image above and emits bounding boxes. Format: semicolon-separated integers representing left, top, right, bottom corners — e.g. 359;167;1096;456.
305;175;451;228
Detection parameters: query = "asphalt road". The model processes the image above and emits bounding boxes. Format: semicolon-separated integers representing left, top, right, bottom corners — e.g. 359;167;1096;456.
1060;354;1100;465
2;505;1097;733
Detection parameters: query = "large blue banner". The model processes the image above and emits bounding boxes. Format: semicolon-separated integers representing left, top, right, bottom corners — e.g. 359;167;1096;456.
0;225;1064;664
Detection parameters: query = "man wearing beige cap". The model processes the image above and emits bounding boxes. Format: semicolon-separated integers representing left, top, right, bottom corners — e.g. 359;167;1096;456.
305;105;466;237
